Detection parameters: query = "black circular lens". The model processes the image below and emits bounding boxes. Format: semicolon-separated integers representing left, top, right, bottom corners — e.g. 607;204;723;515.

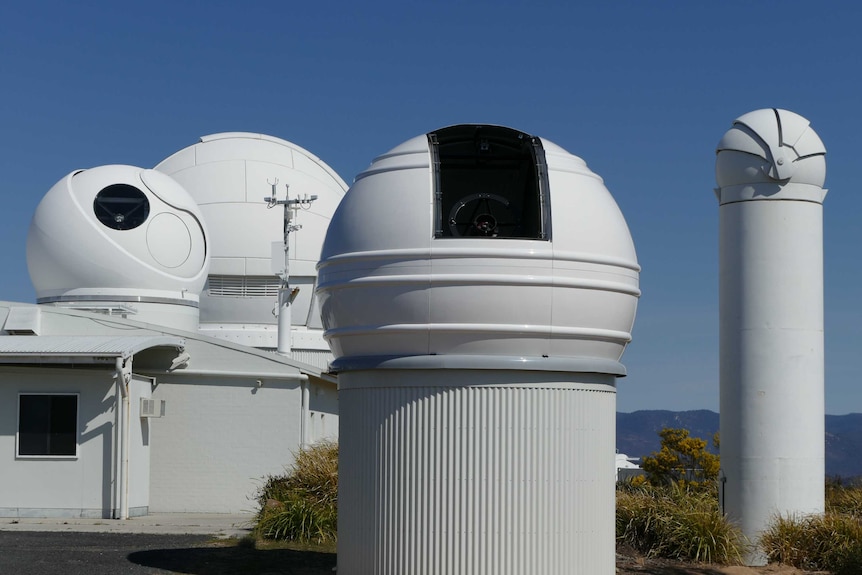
93;184;150;230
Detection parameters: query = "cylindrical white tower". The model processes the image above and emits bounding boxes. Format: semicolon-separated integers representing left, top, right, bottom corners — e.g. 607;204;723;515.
27;165;210;330
317;125;640;574
715;109;827;565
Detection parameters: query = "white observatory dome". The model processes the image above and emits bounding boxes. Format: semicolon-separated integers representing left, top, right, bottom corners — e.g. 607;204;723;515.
27;165;209;330
317;124;640;372
155;133;348;350
716;108;826;191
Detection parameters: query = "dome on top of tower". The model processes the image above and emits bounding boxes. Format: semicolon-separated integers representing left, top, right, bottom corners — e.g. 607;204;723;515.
716;108;826;189
317;124;640;373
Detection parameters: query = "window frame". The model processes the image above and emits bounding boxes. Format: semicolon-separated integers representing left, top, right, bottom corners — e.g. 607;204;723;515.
92;184;151;231
16;392;80;460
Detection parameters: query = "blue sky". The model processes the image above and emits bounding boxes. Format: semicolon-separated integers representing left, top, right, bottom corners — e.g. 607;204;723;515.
1;2;860;414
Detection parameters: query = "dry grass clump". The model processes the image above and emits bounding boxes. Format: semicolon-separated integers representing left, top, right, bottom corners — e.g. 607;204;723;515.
761;512;862;575
616;483;743;564
826;476;862;517
761;479;862;575
254;441;338;544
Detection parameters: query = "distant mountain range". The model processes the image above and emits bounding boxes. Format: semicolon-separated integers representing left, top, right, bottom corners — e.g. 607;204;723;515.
617;410;862;479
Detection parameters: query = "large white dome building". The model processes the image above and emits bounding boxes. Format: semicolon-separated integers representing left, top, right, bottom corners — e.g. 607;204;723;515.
5;137;342;521
155;133;348;360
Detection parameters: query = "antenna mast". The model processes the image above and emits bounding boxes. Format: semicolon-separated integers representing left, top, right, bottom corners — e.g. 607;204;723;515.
265;179;317;355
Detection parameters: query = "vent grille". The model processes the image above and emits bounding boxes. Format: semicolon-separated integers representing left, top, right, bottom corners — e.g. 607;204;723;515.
4;307;42;335
140;398;166;418
207;276;280;298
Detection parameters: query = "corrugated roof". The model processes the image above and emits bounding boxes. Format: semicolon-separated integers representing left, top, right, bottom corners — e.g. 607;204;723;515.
0;335;185;362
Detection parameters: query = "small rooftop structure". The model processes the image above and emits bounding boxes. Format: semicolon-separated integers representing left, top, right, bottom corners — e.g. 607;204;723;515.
615;452;643;482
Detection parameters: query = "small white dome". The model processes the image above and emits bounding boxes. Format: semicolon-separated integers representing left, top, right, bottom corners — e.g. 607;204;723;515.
716;108;826;189
27;165;209;307
317;124;640;372
155;133;348;348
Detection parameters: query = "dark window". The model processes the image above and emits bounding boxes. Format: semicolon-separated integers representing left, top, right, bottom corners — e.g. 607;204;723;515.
429;125;550;239
93;184;150;230
18;394;78;457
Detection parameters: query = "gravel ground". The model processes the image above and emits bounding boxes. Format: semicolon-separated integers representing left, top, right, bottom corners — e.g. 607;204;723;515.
614;546;832;575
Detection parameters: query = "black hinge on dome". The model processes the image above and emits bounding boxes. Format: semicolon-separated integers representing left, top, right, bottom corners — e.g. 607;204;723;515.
428;132;444;238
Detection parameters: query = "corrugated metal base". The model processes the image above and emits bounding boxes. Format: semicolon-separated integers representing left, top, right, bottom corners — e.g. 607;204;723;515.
288;349;333;372
339;371;616;575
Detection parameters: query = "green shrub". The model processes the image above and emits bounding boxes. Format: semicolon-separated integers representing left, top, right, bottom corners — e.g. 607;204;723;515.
761;512;862;574
616;483;743;564
254;441;338;544
640;428;720;489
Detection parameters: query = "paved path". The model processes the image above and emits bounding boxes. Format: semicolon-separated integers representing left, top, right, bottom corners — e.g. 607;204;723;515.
0;513;254;538
0;532;213;575
0;520;337;575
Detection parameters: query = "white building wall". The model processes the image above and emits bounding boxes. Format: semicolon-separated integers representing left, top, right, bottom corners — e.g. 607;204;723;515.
127;375;153;516
0;367;117;518
308;381;338;444
149;377;304;513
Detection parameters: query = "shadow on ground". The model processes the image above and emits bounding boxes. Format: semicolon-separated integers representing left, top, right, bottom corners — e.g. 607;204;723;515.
128;543;336;575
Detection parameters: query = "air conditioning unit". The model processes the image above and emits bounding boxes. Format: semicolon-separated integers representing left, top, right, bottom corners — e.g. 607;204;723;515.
140;398;166;418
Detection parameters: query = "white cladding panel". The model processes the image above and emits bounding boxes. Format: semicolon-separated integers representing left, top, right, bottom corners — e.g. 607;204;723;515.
338;370;617;575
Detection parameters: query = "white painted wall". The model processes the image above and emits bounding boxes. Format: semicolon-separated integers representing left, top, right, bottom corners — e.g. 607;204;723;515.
127;375;153;515
0;367;118;518
308;381;338;444
148;376;304;513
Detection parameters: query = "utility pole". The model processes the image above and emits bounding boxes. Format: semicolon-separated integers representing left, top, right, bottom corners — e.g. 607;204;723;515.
265;179;317;355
